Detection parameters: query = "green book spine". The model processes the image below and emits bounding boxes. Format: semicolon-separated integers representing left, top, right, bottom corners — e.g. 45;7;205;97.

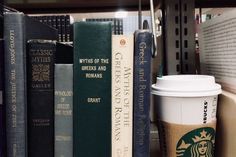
73;22;112;157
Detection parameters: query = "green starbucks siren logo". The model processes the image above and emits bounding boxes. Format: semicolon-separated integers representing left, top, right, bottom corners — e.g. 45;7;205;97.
176;127;215;157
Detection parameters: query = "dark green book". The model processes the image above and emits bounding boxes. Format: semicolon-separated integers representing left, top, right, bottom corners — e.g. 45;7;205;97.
73;22;112;157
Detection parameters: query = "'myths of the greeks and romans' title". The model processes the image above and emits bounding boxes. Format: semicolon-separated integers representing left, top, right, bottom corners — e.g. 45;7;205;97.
79;57;110;104
30;49;54;89
79;58;109;79
112;35;133;157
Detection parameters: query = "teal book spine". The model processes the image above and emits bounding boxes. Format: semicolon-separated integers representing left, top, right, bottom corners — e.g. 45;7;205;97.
73;22;112;157
54;64;73;157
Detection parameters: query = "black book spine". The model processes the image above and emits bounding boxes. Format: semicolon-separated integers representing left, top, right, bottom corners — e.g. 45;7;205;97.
0;39;6;157
47;16;52;27
42;16;47;25
65;15;71;42
52;16;57;30
27;40;55;157
4;12;27;157
56;16;62;42
119;19;123;35
38;16;43;23
61;15;66;42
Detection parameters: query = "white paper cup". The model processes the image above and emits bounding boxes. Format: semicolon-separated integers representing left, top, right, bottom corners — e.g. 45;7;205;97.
152;75;222;125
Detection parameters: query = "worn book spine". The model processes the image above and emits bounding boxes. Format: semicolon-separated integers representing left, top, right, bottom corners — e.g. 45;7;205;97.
27;40;56;157
4;12;27;157
73;22;112;157
52;16;57;30
133;30;152;157
0;39;6;157
60;16;66;42
112;35;134;157
54;64;73;157
65;15;71;42
56;16;61;42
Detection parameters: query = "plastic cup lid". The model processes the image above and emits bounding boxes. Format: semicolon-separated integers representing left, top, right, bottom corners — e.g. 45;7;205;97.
152;75;222;97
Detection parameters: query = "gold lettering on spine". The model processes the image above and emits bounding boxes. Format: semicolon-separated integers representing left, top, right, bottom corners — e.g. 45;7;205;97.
30;47;53;89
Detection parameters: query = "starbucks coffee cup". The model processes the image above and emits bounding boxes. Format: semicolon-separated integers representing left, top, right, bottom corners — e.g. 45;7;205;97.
152;75;222;157
152;75;222;125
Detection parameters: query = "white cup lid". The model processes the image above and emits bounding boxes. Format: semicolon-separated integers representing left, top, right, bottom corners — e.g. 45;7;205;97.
152;75;222;97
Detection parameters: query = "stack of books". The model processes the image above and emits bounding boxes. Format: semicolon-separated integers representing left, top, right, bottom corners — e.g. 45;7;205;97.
31;15;74;42
0;8;154;157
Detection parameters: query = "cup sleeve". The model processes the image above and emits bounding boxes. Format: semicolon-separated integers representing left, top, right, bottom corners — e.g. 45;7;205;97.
157;120;217;157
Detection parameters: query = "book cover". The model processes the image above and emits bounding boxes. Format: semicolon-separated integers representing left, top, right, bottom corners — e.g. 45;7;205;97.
73;22;112;157
27;40;56;157
54;64;73;157
65;15;71;42
4;12;57;157
56;16;62;42
47;16;52;27
4;12;27;157
60;15;66;42
0;39;6;157
52;16;57;30
112;35;134;157
133;30;152;157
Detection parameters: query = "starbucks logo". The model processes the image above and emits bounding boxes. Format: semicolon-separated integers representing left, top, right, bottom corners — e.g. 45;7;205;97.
176;127;215;157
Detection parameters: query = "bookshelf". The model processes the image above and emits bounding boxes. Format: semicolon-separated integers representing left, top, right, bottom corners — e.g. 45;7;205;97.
2;0;236;157
6;0;159;13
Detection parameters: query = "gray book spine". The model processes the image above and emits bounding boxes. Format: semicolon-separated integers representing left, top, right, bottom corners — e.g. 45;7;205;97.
54;64;73;157
4;12;27;157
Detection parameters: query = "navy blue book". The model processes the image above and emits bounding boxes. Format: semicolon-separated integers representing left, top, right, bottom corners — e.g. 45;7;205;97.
133;30;152;157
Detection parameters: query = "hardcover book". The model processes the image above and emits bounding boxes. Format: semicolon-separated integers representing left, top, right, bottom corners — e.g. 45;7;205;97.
73;22;112;157
0;39;5;157
0;8;4;157
56;16;62;42
4;11;57;157
133;30;152;157
54;43;73;157
65;15;71;42
27;40;56;157
112;35;134;157
54;64;73;157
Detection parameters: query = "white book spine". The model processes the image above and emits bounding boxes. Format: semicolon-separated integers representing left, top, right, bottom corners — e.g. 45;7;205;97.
112;35;134;157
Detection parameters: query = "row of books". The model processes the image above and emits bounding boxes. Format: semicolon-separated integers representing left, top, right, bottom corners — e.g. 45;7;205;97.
86;18;123;35
31;15;73;42
0;10;153;157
